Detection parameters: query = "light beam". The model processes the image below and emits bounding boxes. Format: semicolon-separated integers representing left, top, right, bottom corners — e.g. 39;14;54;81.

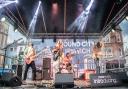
27;1;41;39
68;0;95;32
0;0;18;9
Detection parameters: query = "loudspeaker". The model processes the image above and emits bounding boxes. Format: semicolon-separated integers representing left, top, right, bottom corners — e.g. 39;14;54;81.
8;76;22;87
55;73;74;88
42;58;51;80
1;73;22;87
43;58;51;68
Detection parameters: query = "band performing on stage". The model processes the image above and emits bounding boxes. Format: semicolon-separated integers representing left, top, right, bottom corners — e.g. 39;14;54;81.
22;40;75;83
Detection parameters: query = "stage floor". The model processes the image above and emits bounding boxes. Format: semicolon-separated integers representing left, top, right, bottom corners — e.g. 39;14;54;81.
1;86;128;89
0;80;128;89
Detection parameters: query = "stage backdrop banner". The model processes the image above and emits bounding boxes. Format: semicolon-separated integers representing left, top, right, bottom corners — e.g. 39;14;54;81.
90;73;121;87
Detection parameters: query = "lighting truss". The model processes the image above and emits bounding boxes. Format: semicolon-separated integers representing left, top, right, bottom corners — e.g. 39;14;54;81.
101;1;128;36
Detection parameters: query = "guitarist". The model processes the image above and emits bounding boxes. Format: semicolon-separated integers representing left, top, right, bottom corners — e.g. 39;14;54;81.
23;42;36;82
52;40;64;79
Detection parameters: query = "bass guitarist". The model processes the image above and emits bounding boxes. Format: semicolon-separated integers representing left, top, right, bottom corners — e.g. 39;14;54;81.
23;42;36;82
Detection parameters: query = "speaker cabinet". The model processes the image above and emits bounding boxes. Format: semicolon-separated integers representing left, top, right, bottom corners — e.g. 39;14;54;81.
1;73;22;87
42;58;51;80
9;76;22;87
43;58;51;68
55;73;74;88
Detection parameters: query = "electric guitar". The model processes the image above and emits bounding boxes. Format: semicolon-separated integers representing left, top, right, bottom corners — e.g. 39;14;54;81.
25;50;42;64
25;55;36;64
53;48;63;61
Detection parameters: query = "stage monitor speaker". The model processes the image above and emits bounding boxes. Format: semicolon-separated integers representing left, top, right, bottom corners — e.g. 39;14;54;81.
55;73;74;88
8;76;22;87
1;73;22;87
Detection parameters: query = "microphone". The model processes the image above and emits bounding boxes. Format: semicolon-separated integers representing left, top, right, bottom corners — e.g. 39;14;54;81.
14;38;23;43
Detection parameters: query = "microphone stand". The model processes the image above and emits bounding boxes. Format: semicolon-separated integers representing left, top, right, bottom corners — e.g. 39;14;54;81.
1;38;23;74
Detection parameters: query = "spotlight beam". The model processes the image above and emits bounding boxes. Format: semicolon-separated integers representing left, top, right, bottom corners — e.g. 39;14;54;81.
67;0;95;33
0;0;18;9
27;1;41;39
86;0;95;13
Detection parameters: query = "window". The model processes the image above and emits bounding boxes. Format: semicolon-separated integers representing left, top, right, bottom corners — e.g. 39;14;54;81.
104;35;110;43
14;47;17;51
105;48;113;57
20;47;23;51
119;48;122;56
116;33;121;42
10;48;13;51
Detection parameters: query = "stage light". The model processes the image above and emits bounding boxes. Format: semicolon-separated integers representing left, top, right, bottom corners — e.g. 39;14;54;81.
52;3;58;16
15;0;18;4
0;17;6;22
14;29;18;32
126;16;128;21
112;29;115;32
39;1;41;4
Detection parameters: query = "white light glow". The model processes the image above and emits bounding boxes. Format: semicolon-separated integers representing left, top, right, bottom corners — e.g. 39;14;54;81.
126;16;128;21
0;17;6;22
112;29;115;32
15;0;18;4
14;29;18;32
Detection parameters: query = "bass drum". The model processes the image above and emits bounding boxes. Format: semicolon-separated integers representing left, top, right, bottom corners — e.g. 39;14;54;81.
61;63;73;73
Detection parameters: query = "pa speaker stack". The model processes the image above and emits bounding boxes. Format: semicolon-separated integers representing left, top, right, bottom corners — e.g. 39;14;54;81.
54;73;74;88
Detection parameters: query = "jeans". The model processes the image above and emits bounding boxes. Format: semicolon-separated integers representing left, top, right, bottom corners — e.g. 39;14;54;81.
23;61;36;80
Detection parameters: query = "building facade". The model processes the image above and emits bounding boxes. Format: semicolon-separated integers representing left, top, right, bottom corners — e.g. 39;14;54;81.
102;25;125;69
5;41;26;68
0;18;9;67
